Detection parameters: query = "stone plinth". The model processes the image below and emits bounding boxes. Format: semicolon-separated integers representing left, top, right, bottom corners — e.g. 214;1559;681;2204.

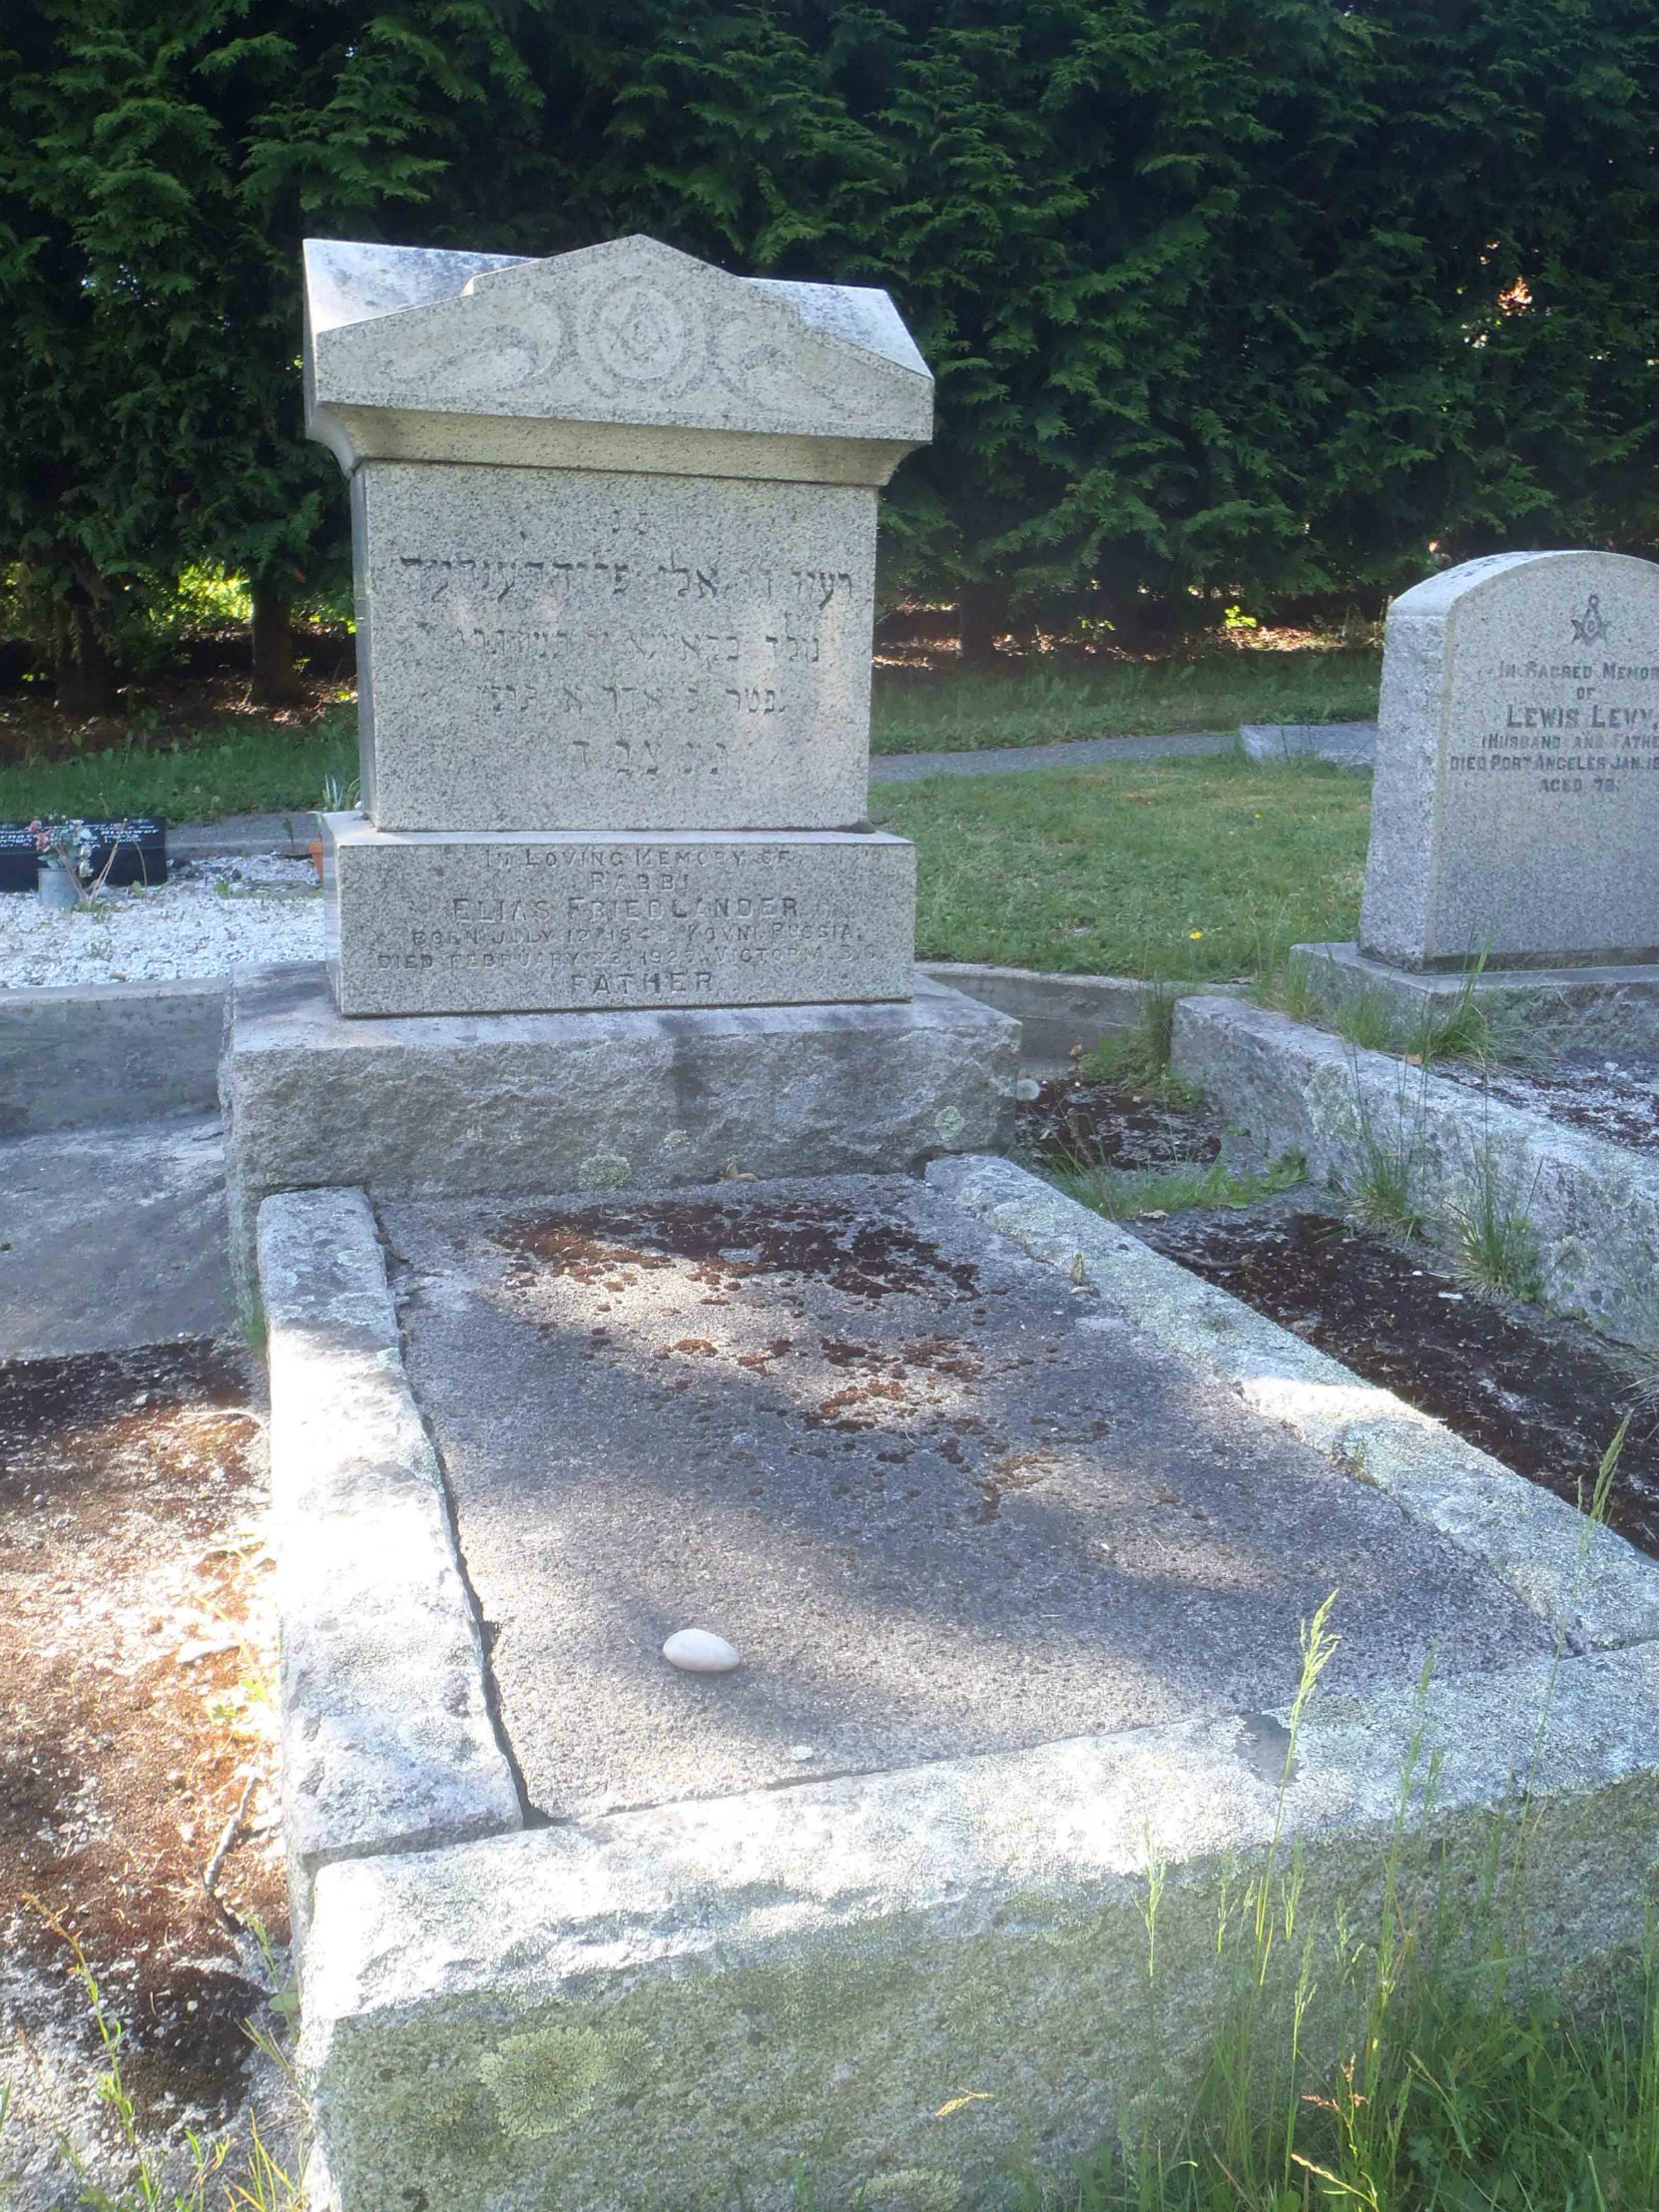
1361;549;1659;970
350;462;876;831
322;817;915;1016
221;963;1018;1280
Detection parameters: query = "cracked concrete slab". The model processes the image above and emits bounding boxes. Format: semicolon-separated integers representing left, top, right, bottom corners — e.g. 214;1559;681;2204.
380;1174;1552;1823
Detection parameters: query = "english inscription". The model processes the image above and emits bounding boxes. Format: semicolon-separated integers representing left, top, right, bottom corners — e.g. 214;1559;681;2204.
326;827;915;1016
1447;656;1659;797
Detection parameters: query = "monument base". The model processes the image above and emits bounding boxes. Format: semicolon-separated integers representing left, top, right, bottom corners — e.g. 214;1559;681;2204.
221;962;1019;1280
1294;941;1659;1050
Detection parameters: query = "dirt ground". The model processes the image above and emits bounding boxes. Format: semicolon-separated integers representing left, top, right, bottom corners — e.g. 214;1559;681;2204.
0;1338;297;2209
0;643;350;770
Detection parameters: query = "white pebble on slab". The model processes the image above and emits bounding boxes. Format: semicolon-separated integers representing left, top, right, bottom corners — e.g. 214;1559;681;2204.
662;1628;741;1675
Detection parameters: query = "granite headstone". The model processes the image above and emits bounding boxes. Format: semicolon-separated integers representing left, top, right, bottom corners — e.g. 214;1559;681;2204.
1360;550;1659;970
301;233;932;1015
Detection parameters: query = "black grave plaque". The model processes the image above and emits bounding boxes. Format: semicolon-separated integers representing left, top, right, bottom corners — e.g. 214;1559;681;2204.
0;818;168;893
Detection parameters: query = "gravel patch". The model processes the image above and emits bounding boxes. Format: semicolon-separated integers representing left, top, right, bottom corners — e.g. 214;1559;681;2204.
0;858;322;989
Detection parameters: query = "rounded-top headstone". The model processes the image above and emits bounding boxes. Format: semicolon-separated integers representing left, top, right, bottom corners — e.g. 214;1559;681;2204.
1360;550;1659;970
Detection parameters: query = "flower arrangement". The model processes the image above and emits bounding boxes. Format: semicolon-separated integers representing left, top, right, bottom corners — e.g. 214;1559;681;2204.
29;818;142;908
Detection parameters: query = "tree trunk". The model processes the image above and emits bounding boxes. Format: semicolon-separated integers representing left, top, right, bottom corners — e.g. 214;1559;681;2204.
53;586;117;717
251;579;302;706
956;581;1010;667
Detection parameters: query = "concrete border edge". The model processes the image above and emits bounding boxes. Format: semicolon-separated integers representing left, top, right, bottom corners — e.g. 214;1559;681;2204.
257;1185;522;1939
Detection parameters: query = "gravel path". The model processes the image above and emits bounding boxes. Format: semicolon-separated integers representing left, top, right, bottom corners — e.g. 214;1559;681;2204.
868;729;1235;783
0;857;322;989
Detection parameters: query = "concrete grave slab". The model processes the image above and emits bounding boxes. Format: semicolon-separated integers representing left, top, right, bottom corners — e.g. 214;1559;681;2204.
0;1116;232;1360
322;818;914;1014
930;1154;1659;1649
379;1174;1547;1820
262;1169;1659;2209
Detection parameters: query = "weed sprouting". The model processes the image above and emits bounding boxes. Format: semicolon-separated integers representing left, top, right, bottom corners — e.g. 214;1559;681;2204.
1411;956;1497;1065
1443;1131;1544;1302
1055;1563;1659;2212
1343;1070;1429;1240
23;1901;305;2212
1256;955;1336;1030
1330;979;1400;1055
1079;985;1191;1092
1045;1151;1304;1224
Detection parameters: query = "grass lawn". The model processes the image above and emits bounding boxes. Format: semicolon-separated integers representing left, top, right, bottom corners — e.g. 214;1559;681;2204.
869;647;1380;755
0;705;357;825
0;655;1381;822
872;752;1371;980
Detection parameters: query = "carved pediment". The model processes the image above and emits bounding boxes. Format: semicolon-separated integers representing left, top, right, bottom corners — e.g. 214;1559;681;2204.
303;235;932;475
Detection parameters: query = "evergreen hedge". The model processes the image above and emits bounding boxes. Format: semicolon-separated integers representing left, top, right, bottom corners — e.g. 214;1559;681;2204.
4;0;1658;695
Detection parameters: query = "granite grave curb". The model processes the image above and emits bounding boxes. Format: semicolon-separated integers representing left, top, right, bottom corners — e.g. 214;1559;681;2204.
926;1155;1659;1649
297;1629;1659;2209
1169;993;1659;1351
259;1187;522;1940
267;1167;1659;2206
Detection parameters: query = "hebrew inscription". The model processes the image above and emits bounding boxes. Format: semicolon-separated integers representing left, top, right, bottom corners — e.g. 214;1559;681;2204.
355;463;876;831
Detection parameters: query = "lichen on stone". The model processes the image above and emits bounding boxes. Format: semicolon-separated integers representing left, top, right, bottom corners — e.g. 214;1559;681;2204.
863;2167;961;2210
477;2019;653;2141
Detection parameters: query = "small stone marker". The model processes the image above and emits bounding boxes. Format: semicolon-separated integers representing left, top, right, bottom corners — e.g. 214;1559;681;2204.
1360;551;1659;970
301;233;933;1018
662;1628;741;1675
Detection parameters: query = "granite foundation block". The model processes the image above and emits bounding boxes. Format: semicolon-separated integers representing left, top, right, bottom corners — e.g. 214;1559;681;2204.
222;962;1018;1278
321;816;915;1016
1294;940;1659;1055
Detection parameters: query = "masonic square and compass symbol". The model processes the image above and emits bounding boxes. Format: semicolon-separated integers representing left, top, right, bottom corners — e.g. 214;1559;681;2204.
1571;593;1610;647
